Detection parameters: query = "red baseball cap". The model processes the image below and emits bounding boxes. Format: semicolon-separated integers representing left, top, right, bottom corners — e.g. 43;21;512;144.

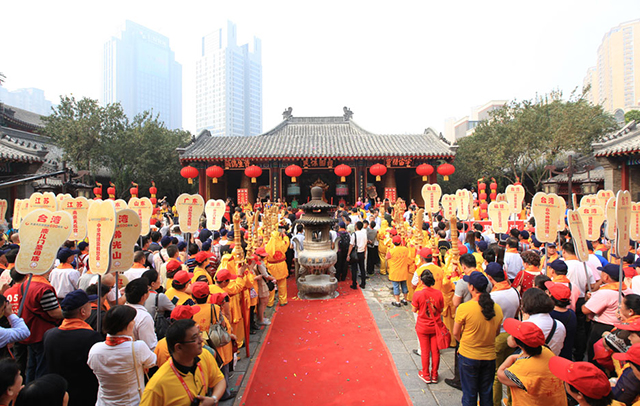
503;318;545;347
209;292;228;305
215;268;237;282
194;251;213;263
389;228;398;236
549;356;612;399
171;305;200;320
173;270;193;285
544;281;571;301
166;260;182;272
614;318;640;332
392;235;402;244
613;343;640;365
458;244;468;255
191;281;210;299
419;247;433;258
255;247;267;257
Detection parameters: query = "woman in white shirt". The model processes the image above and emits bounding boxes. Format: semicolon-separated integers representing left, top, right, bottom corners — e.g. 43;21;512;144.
88;305;156;406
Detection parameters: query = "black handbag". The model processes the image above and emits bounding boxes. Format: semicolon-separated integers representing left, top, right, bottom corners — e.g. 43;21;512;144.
349;232;358;262
153;293;171;340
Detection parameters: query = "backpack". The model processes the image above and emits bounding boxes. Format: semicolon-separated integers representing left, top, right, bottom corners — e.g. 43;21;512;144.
338;231;351;252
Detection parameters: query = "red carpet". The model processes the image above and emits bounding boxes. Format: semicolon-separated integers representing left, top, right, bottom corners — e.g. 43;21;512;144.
241;278;412;406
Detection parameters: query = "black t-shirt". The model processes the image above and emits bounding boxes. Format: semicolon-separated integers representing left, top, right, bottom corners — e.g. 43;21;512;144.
550;309;577;360
43;326;104;406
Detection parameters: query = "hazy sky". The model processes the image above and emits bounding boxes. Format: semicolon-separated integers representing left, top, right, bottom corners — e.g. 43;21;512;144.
2;1;638;136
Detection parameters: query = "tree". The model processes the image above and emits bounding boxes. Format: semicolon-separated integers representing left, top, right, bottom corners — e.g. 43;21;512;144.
449;89;617;197
43;96;194;200
625;110;640;124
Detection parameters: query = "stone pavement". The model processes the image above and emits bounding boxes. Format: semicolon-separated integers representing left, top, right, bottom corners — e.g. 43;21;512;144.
227;271;464;406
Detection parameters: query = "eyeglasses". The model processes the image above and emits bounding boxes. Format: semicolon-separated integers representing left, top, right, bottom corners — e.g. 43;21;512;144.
179;333;204;344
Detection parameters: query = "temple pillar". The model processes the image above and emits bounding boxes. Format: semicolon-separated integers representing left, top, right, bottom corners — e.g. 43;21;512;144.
270;161;281;201
384;168;397;202
198;168;206;199
240;175;255;205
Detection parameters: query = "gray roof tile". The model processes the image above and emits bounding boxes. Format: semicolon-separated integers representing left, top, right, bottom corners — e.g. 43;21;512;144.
180;116;454;161
594;121;640;157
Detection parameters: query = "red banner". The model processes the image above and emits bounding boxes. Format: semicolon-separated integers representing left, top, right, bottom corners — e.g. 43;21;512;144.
237;188;248;205
461;220;526;233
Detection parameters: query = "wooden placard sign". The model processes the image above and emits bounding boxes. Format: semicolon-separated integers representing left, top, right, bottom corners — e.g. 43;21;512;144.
557;196;567;231
15;209;72;275
114;199;128;211
505;184;525;215
455;189;472;220
496;193;508;202
631;202;640;242
175;194;205;234
577;205;605;241
531;192;564;243
128;197;153;236
567;210;589;262
87;200;117;275
56;193;72;203
488;201;510;234
605;197;617;241
28;192;57;214
441;194;457;220
422;184;442;214
205;199;226;231
0;200;6;222
110;209;142;272
597;190;614;211
616;190;632;257
580;194;598;208
61;196;90;241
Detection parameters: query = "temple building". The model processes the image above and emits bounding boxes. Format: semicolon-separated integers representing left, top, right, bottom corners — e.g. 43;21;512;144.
594;119;640;200
178;108;455;206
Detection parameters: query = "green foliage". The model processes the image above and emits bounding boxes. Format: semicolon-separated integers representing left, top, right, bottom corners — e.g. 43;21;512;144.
625;110;640;124
43;96;195;200
450;89;617;197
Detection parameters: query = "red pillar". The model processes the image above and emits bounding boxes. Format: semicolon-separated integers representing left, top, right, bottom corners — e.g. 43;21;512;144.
198;168;206;199
621;160;630;191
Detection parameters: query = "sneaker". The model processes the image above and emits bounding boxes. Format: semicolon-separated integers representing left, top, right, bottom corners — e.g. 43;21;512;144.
418;371;431;384
444;378;462;390
279;302;288;307
430;373;438;384
258;318;271;326
412;349;421;356
391;301;401;307
350;284;358;290
401;299;409;306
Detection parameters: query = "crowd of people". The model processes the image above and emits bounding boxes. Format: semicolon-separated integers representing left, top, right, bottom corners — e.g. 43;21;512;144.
0;194;638;406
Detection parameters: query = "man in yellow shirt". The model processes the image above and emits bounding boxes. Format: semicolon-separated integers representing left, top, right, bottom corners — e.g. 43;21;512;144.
266;230;290;307
386;235;411;307
141;319;226;406
164;271;196;306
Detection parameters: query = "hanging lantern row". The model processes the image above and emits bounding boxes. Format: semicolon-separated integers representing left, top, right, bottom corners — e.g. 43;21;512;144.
489;177;498;201
245;165;262;183
180;165;199;184
149;181;157;205
130;182;139;198
93;182;103;200
206;165;224;183
437;163;455;181
369;163;387;181
285;164;302;182
334;164;352;182
107;182;116;200
416;164;434;181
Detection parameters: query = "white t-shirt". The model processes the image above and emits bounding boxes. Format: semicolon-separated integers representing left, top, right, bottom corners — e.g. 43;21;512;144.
587;254;604;282
127;304;157;350
49;267;80;299
123;267;147;282
525;313;566;356
632;275;640;295
503;252;524;280
565;259;596;298
491;288;521;333
350;229;368;253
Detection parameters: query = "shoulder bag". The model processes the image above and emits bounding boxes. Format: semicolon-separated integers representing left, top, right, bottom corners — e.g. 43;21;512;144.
153;293;171;340
349;233;358;262
131;342;143;399
207;304;232;348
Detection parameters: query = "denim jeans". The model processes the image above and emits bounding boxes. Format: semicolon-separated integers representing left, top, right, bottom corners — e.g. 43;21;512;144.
26;342;47;383
392;280;408;296
459;353;495;406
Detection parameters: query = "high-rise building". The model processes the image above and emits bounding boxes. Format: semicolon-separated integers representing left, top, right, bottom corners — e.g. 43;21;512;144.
444;100;507;143
0;87;53;116
196;21;262;137
583;19;640;113
102;20;182;129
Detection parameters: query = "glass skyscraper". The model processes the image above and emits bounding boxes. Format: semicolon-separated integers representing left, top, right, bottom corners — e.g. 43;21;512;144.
196;21;262;137
102;20;182;129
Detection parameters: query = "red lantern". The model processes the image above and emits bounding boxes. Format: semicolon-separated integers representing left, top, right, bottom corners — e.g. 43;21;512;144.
130;182;139;198
180;166;199;184
206;165;224;184
245;165;262;183
107;182;116;200
478;182;486;192
334;164;352;182
150;197;157;205
369;163;387;181
480;202;488;219
285;164;302;182
149;181;157;205
93;183;102;200
416;164;434;181
490;183;497;191
479;192;487;201
437;163;455;181
490;192;497;201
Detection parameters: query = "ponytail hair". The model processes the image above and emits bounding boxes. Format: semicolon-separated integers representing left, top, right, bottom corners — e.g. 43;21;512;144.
478;291;496;321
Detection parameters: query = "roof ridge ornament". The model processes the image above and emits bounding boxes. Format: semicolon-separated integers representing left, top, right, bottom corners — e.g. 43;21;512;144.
282;107;293;120
343;107;353;121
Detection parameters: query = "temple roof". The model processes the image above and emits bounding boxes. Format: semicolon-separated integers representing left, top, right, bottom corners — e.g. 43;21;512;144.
594;120;640;157
180;115;454;162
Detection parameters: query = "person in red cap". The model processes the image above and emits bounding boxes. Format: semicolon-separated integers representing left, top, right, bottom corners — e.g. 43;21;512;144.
548;356;617;406
191;251;214;285
592;294;640;372
545;281;577;360
412;269;445;384
250;247;275;326
497;318;568;406
612;342;640;405
164;271;196;306
153;305;201;368
386;235;411;306
163;259;183;291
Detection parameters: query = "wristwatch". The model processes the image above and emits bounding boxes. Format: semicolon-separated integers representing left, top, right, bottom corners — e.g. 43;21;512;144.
211;395;218;403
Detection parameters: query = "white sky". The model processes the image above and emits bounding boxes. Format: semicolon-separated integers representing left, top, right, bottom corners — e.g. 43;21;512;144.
2;0;638;136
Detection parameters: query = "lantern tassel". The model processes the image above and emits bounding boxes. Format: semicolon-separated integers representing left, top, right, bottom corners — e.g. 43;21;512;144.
212;178;218;184
444;176;449;181
422;175;427;181
188;178;193;184
292;177;296;182
251;177;256;183
341;176;345;182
